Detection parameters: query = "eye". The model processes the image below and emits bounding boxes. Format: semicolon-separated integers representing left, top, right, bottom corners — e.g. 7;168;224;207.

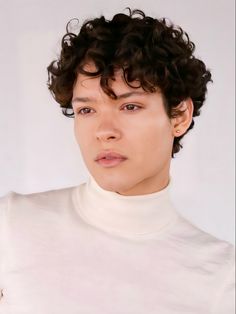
76;104;142;116
77;107;94;115
122;104;141;111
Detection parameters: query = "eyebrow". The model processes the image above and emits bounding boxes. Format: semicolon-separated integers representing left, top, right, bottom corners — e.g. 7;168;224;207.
71;91;146;104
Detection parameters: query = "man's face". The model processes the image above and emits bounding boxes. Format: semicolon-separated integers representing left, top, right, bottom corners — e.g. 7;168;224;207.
72;67;175;196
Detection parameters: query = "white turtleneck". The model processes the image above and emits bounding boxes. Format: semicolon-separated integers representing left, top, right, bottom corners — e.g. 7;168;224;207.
75;175;179;239
0;175;235;314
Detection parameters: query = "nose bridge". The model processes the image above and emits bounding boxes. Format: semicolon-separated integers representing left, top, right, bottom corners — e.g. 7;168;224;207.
95;106;121;141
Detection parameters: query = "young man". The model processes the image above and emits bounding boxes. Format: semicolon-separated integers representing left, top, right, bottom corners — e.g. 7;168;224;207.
0;9;235;314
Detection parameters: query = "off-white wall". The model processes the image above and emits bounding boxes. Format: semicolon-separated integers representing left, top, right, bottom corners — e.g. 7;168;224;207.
0;0;235;244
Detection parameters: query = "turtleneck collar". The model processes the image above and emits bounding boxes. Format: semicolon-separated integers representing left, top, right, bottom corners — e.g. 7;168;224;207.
73;175;179;239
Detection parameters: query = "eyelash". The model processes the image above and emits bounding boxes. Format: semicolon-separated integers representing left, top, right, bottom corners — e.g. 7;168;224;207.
76;104;142;116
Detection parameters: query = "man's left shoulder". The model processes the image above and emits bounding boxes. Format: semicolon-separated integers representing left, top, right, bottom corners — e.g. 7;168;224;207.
172;214;235;264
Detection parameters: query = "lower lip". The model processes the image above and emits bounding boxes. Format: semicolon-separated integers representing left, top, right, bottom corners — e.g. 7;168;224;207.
96;158;127;168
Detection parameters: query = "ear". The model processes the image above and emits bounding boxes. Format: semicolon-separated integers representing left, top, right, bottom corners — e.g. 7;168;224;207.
170;98;194;137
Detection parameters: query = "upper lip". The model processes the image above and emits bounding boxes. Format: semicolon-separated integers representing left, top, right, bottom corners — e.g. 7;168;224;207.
95;151;127;161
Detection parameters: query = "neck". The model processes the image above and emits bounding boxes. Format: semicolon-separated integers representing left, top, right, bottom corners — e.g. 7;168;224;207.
73;175;179;239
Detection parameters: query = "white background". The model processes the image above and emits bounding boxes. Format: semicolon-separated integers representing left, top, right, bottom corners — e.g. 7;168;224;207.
0;0;235;244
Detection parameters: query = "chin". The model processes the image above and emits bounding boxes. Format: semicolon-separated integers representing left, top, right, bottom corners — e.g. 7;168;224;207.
97;179;123;193
93;174;131;194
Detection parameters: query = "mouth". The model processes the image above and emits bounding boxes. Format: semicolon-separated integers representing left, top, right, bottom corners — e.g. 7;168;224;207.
95;157;127;168
95;150;127;162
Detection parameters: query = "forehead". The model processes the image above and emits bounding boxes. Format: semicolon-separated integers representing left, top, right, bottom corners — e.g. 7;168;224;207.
74;69;143;97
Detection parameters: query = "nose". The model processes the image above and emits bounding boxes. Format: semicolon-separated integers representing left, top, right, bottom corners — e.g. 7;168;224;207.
95;115;122;142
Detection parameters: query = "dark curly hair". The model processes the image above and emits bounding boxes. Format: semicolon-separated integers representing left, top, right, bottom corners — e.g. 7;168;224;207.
47;8;212;157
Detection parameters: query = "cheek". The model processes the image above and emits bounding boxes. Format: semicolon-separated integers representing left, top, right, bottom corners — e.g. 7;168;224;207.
74;123;90;152
135;118;172;157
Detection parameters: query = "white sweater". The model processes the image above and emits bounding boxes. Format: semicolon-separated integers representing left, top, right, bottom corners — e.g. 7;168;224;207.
0;175;235;314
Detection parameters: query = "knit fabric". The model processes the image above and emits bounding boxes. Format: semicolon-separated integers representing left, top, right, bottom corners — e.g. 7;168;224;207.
0;175;235;313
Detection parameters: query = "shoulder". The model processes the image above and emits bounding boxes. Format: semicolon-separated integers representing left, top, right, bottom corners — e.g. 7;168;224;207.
0;191;12;210
0;185;79;221
171;215;235;312
0;191;14;223
171;214;235;270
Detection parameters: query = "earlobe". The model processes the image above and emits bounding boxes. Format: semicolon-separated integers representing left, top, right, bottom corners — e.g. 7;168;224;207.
171;98;194;137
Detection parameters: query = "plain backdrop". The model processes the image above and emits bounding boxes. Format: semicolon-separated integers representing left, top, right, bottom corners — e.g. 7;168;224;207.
0;0;235;244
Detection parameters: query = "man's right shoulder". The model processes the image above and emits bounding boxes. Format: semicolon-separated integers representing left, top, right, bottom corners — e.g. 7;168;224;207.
0;186;77;218
0;191;14;214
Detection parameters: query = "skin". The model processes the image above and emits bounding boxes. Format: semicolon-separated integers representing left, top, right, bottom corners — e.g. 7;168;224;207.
72;65;193;196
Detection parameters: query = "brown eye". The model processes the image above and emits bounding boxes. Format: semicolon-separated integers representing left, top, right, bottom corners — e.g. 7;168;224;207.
123;104;141;111
77;107;94;115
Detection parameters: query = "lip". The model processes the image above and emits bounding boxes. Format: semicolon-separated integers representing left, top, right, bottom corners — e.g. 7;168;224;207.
96;157;127;168
95;151;127;161
95;151;127;168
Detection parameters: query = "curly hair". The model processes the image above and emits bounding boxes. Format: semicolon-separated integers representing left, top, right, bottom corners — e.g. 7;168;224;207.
47;8;212;157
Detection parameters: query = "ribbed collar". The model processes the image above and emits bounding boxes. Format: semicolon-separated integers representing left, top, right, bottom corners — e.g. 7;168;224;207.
73;175;179;239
